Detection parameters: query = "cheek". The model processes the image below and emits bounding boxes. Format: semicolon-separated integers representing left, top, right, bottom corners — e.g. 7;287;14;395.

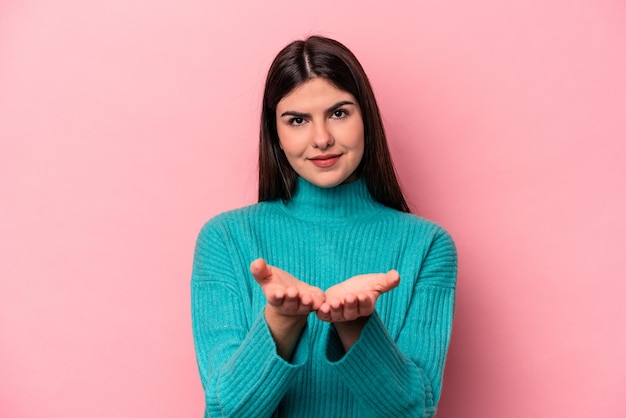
277;135;298;159
276;125;291;153
344;112;364;145
276;125;285;149
277;128;308;157
277;135;291;155
349;122;365;151
355;142;365;166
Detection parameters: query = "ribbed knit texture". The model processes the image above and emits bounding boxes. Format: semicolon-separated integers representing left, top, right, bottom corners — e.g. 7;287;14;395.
191;178;457;418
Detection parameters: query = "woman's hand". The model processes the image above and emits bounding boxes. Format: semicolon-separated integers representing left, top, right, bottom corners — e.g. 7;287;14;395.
317;270;400;351
316;270;400;323
250;258;325;360
250;258;325;317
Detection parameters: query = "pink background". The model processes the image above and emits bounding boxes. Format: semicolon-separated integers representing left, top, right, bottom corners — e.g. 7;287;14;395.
1;1;625;417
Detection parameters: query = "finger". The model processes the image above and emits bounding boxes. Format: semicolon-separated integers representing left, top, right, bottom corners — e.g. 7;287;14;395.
342;293;359;321
299;293;320;314
281;286;300;313
357;293;375;317
266;287;285;307
329;298;344;322
385;270;401;290
316;303;332;322
298;299;313;315
310;290;326;311
250;258;272;283
374;270;401;294
300;293;313;307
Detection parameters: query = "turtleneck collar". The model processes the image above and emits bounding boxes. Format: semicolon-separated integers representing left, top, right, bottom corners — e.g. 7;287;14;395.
277;177;383;222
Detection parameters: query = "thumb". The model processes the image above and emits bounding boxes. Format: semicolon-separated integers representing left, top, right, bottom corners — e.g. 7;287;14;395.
250;258;272;283
384;270;401;291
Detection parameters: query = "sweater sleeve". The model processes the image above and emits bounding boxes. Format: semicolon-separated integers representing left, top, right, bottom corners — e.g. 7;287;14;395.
191;220;309;417
326;228;457;417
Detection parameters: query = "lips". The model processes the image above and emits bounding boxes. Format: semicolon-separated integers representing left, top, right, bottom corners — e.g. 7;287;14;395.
308;154;341;168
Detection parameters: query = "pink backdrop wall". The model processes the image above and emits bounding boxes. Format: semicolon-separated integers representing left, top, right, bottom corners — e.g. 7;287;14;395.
1;1;625;416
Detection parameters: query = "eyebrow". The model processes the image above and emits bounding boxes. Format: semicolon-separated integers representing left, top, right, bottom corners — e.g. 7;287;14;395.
280;100;356;118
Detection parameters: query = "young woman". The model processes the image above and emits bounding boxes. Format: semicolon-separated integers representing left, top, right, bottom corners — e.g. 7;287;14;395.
191;36;457;417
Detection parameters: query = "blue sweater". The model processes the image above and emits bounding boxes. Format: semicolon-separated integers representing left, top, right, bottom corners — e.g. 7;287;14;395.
191;178;457;417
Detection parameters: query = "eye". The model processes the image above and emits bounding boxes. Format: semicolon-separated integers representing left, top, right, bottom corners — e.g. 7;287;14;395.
331;109;349;119
288;117;305;126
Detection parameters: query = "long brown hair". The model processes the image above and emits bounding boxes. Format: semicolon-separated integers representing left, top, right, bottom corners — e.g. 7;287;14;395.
258;36;410;213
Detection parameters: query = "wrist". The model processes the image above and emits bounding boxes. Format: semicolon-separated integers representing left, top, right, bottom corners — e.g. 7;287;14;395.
333;315;368;331
264;306;308;360
265;306;308;333
333;316;369;351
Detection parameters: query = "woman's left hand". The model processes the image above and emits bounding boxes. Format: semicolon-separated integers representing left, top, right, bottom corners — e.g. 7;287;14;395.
316;270;400;323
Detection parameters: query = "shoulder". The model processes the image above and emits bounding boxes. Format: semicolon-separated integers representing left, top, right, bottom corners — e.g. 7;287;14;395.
410;214;455;250
379;208;455;244
404;213;456;258
192;202;276;273
400;215;457;287
198;201;277;236
386;210;457;273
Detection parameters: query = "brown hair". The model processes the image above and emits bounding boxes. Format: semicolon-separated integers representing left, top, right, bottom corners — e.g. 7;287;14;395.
258;36;410;213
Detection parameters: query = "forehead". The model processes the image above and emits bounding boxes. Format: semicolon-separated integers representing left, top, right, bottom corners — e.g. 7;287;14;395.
276;78;357;112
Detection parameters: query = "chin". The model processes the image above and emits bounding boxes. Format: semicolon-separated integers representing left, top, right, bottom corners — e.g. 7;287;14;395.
312;180;342;188
305;177;346;188
307;172;359;188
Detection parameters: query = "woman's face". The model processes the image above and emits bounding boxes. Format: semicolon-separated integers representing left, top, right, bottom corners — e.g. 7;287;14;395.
275;77;365;188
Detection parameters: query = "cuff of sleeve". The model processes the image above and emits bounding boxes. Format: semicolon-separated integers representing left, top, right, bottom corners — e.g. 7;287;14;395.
240;310;309;367
326;312;421;412
326;311;404;369
219;311;308;407
325;323;346;362
290;313;312;365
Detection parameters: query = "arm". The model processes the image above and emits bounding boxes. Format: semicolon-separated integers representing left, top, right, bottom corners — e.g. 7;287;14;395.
316;270;400;350
250;258;324;360
191;221;321;417
322;229;458;417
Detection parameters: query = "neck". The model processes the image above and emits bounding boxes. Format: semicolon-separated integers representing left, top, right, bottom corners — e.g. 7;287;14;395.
279;177;382;222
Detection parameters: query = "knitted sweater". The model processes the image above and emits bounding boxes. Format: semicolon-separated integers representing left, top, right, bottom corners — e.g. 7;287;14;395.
191;177;457;418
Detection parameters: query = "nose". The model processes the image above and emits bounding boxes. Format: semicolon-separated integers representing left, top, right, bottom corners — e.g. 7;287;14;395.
312;121;334;149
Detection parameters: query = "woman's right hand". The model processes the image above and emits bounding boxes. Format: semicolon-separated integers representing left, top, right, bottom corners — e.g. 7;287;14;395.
250;258;325;359
250;258;325;317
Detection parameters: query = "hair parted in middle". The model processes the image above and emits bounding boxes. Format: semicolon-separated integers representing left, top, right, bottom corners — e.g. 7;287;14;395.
258;35;410;213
